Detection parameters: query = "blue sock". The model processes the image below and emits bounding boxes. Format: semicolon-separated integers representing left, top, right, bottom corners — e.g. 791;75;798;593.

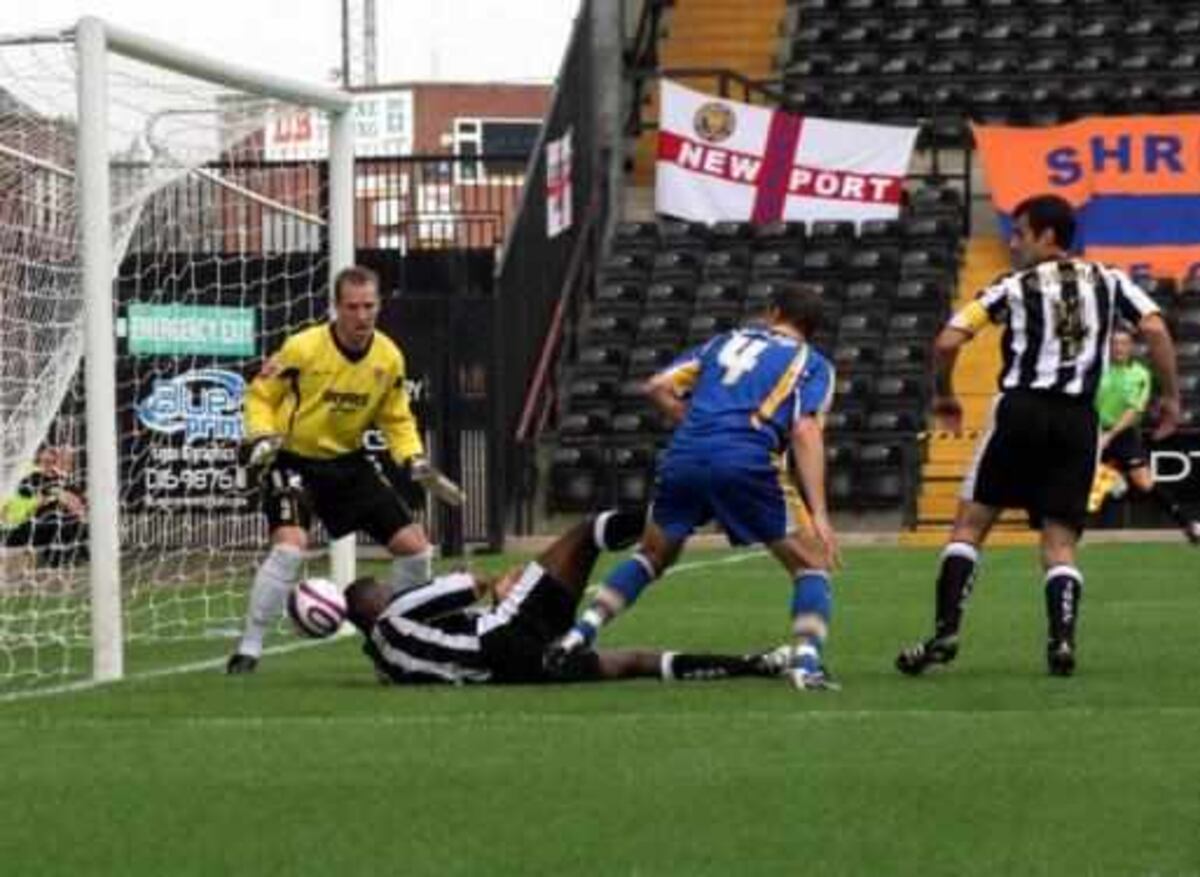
605;552;657;607
790;570;832;670
567;553;657;646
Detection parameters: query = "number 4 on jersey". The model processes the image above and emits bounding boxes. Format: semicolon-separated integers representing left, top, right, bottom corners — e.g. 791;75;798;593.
717;333;768;385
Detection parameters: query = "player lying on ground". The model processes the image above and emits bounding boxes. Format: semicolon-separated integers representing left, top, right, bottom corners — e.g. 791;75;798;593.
1094;327;1199;544
343;509;787;685
896;194;1182;679
548;284;840;691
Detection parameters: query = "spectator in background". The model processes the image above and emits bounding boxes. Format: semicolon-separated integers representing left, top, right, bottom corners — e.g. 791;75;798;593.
1094;326;1200;544
2;447;88;567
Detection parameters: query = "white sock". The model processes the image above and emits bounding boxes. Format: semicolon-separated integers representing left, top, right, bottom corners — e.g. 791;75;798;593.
390;547;434;590
237;544;304;658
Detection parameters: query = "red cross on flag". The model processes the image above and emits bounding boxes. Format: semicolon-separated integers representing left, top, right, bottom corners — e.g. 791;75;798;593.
656;80;919;226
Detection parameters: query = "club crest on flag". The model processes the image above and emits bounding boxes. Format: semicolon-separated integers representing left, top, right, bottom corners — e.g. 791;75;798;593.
694;102;736;144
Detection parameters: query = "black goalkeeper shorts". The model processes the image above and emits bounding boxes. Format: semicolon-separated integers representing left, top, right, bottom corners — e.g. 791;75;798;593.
262;449;418;544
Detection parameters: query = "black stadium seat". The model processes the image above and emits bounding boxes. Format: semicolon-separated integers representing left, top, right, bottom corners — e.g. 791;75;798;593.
594;282;644;315
693;282;743;317
644;281;695;315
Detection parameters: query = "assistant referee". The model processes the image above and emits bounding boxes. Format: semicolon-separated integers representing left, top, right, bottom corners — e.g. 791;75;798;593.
227;266;434;674
1096;326;1199;544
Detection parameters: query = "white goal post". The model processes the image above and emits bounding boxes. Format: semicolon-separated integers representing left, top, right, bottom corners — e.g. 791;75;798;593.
1;18;358;688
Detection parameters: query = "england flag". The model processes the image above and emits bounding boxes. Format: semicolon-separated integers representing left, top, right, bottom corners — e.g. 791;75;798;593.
655;80;919;226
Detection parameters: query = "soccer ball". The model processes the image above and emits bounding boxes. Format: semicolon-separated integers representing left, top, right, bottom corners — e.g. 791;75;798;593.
286;578;347;639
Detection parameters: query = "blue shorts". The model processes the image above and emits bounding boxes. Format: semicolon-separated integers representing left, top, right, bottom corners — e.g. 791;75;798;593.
651;451;808;546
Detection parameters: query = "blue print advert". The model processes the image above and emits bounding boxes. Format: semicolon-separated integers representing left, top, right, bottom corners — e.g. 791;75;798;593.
132;369;251;511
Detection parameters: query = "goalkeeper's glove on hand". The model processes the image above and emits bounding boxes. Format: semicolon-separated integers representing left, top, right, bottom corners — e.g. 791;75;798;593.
405;454;432;484
240;434;282;472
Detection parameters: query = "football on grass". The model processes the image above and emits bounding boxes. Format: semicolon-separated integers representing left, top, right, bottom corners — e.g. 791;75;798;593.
287;578;346;639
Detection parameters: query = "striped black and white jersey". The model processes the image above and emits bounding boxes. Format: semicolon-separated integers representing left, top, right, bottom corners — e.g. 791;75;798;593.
368;572;492;684
948;259;1159;398
367;563;565;685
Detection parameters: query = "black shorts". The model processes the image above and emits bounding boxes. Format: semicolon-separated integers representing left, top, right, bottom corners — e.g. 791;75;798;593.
263;449;418;544
963;390;1099;532
1101;427;1148;472
478;562;599;684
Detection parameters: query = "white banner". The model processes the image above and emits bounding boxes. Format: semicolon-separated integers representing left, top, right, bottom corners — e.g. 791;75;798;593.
655;80;918;225
264;90;414;161
546;129;573;239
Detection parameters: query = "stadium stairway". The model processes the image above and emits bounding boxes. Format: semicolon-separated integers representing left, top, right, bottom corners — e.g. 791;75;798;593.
631;0;786;187
902;235;1036;546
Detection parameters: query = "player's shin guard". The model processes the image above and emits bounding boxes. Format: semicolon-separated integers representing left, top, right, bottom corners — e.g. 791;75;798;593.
562;553;658;650
237;543;304;658
791;569;832;672
934;542;979;640
591;508;646;551
390;546;433;590
1045;565;1083;646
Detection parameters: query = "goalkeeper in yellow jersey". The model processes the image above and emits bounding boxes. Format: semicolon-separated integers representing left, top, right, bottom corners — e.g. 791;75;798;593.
227;266;435;674
1095;327;1199;544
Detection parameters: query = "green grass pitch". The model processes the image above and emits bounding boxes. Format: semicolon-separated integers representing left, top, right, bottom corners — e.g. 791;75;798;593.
1;543;1198;876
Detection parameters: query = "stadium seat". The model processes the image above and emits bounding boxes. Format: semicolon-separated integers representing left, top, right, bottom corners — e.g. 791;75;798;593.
579;313;636;346
1176;308;1200;340
594;281;645;315
708;221;754;253
836;375;876;407
826;439;861;469
693;281;744;317
1175;341;1200;370
559;410;611;442
626;344;676;378
809;220;857;253
866;409;920;433
574;344;627;378
563;376;616;412
838;312;886;342
751;250;800;281
799;248;847;281
881;342;928;371
600;253;650;282
702;250;750;282
843;280;893;318
886;312;938;341
635;313;687;346
612;411;662;439
687;313;737;344
614;378;648;413
825;408;867;432
900;247;954;281
833;343;879;372
752;221;807;255
874;375;926;409
744;281;783;314
612;445;657;506
651;250;701;282
611;221;658;254
644;281;696;315
549;446;604;512
846;247;900;280
893;278;950;313
857;468;906;506
859;219;902;247
657;220;709;253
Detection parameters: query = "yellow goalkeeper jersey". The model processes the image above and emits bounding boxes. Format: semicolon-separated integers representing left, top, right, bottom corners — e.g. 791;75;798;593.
244;323;423;462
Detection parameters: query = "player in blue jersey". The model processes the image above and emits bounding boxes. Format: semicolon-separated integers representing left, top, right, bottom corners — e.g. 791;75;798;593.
548;284;841;690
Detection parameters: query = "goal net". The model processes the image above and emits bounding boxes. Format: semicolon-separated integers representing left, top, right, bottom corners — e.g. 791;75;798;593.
0;20;354;691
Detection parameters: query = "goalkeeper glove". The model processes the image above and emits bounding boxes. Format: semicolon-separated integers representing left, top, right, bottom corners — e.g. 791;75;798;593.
240;434;282;472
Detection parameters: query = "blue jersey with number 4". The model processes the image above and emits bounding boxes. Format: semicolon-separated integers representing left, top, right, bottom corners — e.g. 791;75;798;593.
656;327;835;460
